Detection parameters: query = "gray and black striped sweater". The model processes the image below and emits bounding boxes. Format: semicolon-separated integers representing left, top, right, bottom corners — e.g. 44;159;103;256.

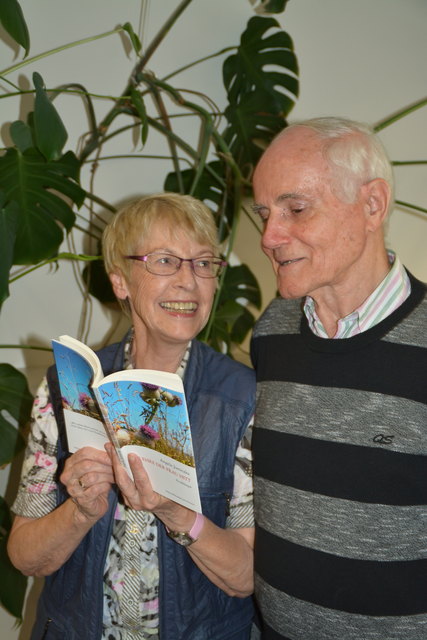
250;271;427;640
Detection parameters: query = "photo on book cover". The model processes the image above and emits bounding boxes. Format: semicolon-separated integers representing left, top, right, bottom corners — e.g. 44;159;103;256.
96;379;195;468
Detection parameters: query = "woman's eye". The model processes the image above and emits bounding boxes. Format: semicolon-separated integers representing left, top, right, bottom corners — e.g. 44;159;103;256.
195;260;212;271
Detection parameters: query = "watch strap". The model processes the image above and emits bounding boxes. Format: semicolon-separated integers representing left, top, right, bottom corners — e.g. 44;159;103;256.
188;512;204;540
166;512;205;546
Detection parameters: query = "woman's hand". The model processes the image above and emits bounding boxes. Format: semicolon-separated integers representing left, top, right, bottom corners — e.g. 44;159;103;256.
105;443;196;531
105;443;253;596
60;446;115;522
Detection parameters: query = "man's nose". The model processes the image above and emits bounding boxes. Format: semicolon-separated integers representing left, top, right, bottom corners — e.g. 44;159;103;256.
262;211;293;250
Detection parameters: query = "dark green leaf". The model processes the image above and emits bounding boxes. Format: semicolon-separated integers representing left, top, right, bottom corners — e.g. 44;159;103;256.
0;147;85;264
33;72;68;161
229;304;255;343
0;496;12;535
222;15;299;168
0;194;18;307
0;534;27;619
83;258;117;305
250;0;290;14
10;120;34;152
218;264;262;309
201;299;249;351
0;364;32;466
122;22;142;55
164;160;237;243
0;0;30;56
130;87;149;145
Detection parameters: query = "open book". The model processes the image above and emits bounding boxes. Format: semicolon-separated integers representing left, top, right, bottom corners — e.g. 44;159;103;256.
51;335;201;512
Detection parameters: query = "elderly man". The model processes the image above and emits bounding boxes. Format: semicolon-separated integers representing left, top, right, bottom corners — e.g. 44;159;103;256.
250;117;427;639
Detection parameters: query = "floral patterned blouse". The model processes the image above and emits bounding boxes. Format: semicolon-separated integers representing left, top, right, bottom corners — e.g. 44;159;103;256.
12;339;254;640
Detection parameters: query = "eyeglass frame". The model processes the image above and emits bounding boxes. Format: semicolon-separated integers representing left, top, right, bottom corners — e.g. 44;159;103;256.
124;252;228;278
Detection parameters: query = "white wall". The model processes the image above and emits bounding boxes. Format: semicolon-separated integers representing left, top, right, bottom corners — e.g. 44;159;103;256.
1;1;427;638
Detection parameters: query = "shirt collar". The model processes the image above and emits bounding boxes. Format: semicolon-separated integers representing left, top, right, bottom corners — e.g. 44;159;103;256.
304;251;411;338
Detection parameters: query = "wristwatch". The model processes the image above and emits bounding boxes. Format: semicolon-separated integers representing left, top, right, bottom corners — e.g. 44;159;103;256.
166;512;205;547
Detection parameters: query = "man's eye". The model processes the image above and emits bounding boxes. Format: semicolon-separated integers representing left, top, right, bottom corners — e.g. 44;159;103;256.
291;208;304;215
256;210;269;223
252;206;269;222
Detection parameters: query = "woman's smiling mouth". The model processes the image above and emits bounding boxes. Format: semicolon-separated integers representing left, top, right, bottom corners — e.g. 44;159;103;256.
160;301;198;313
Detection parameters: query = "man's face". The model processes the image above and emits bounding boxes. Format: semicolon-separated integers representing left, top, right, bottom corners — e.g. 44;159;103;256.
252;127;374;304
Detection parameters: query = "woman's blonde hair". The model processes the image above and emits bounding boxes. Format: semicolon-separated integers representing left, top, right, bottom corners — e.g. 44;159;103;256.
103;192;220;280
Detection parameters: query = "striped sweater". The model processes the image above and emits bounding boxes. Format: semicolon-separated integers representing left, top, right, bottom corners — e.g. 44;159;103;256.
250;271;427;640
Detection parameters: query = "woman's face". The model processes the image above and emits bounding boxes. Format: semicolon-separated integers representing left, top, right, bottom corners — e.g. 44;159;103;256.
111;225;217;350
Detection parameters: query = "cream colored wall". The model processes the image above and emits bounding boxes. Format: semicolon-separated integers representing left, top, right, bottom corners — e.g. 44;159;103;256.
1;1;427;638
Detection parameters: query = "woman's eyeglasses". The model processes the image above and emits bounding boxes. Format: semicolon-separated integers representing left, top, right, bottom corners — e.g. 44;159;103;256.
124;253;227;278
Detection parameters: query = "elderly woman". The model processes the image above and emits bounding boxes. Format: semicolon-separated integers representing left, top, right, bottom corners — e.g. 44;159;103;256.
8;193;255;640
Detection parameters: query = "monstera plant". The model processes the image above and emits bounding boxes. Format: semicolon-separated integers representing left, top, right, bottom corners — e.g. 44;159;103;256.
0;0;299;621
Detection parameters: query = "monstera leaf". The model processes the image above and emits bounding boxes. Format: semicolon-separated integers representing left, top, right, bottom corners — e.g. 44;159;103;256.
164;160;237;242
222;15;299;168
0;147;85;266
199;263;262;351
0;195;19;307
0;364;32;466
249;0;290;14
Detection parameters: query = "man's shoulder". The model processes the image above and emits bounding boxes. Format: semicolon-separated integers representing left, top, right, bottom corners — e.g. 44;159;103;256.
253;296;303;338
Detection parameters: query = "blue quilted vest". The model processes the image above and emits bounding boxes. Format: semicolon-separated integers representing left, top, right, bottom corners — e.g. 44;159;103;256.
31;335;255;640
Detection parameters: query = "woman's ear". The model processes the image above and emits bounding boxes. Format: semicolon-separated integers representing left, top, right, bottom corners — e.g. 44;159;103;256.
109;271;129;301
363;178;391;232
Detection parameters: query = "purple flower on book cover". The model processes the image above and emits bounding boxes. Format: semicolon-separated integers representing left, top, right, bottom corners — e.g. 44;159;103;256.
140;383;161;406
78;392;92;408
139;424;160;440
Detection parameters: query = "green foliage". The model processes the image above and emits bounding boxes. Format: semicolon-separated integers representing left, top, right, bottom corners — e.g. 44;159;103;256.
223;16;298;167
0;0;30;56
0;364;32;465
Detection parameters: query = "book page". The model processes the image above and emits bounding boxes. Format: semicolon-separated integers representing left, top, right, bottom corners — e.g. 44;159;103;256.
52;340;108;452
94;374;201;512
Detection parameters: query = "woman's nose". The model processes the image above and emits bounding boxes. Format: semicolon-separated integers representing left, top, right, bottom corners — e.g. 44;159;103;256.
173;260;197;287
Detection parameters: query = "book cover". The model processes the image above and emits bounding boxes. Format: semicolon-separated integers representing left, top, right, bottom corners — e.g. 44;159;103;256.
51;336;201;512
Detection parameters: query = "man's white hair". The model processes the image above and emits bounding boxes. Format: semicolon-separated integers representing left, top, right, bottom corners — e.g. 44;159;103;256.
277;117;394;211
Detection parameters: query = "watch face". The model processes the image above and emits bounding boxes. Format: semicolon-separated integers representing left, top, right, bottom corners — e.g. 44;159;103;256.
167;530;195;547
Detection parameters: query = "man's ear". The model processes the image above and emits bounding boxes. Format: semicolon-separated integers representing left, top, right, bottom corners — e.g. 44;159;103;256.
109;271;129;301
363;178;391;231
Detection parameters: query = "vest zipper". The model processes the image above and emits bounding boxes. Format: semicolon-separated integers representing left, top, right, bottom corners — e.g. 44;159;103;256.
40;617;52;639
224;492;231;516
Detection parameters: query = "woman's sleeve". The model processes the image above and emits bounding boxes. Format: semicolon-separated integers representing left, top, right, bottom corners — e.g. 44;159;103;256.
11;377;59;518
226;417;254;529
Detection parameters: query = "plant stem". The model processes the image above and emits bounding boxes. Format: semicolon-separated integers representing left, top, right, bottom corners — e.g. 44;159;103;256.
161;46;236;82
395;199;427;215
79;0;195;162
374;98;427;131
0;28;124;76
8;254;102;283
0;344;52;352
